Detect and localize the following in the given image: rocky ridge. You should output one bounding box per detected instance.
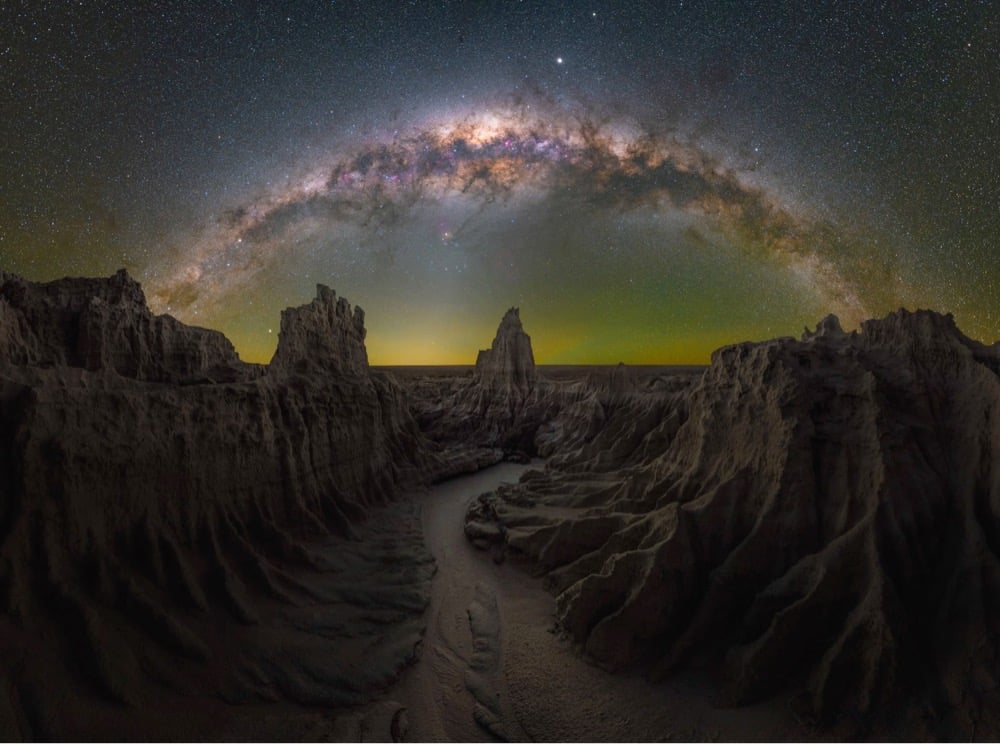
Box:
[5,269,995,738]
[0,271,437,739]
[473,307,537,393]
[408,307,685,461]
[410,307,549,456]
[0,268,252,383]
[465,310,1000,738]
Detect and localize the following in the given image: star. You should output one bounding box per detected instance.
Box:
[1,0,992,364]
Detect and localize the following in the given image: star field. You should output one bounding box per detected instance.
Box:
[1,1,997,363]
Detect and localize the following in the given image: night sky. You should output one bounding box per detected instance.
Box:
[2,1,997,364]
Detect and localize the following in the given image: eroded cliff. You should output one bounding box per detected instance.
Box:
[0,271,434,739]
[413,307,567,458]
[466,310,1000,738]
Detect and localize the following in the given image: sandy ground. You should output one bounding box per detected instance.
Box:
[391,462,535,741]
[382,463,828,743]
[7,462,847,741]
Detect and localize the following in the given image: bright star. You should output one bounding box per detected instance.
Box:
[556,57,563,64]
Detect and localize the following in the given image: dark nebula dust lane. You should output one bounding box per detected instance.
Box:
[146,96,914,364]
[2,1,996,362]
[0,3,997,741]
[150,99,876,320]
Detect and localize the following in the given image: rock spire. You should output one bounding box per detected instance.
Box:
[473,307,536,393]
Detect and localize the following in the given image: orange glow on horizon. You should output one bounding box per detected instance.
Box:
[231,326,725,367]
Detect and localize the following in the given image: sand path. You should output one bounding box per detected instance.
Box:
[385,463,808,743]
[392,462,534,741]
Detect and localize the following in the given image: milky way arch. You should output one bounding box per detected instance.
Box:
[148,100,887,330]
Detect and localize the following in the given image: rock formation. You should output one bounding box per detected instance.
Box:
[270,283,370,377]
[0,268,252,383]
[473,307,536,393]
[534,361,693,465]
[11,270,994,738]
[0,271,436,739]
[409,308,700,472]
[410,307,563,460]
[466,310,1000,738]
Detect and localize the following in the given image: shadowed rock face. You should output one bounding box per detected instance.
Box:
[271,284,370,377]
[473,307,536,394]
[463,307,550,453]
[466,310,1000,737]
[409,306,550,460]
[0,272,435,739]
[6,270,996,738]
[0,269,252,383]
[409,308,698,467]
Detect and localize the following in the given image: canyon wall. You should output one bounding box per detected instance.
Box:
[467,311,1000,737]
[0,271,434,738]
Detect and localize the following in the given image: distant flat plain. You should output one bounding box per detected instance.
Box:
[374,364,708,380]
